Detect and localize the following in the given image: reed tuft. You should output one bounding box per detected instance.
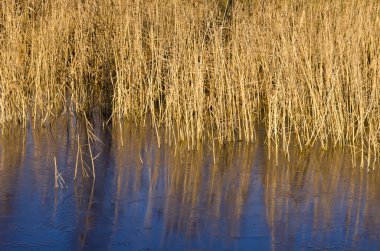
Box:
[1,0,379,167]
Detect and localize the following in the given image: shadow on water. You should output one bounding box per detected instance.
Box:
[0,117,380,250]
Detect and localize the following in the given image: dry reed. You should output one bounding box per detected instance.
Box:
[1,0,380,167]
[54,155,67,188]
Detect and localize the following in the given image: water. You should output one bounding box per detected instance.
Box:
[1,117,380,250]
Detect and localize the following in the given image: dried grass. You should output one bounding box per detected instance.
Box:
[1,0,379,167]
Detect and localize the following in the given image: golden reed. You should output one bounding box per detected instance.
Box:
[1,0,379,167]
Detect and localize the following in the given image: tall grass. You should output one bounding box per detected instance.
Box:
[1,0,380,167]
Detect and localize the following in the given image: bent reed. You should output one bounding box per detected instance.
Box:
[1,0,380,167]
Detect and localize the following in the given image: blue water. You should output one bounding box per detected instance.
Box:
[0,118,380,250]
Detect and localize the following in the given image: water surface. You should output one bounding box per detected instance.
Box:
[1,118,380,250]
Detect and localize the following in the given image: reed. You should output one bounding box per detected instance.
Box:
[54,155,67,188]
[1,0,379,167]
[74,114,101,180]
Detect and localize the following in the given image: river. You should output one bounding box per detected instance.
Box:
[0,117,379,250]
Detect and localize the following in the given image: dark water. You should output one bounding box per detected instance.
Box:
[1,118,380,251]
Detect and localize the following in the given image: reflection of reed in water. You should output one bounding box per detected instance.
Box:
[263,146,380,249]
[165,143,256,239]
[0,117,109,248]
[2,119,380,249]
[0,127,25,172]
[1,124,68,193]
[0,128,26,215]
[113,122,257,241]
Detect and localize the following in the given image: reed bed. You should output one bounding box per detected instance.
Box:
[1,0,380,167]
